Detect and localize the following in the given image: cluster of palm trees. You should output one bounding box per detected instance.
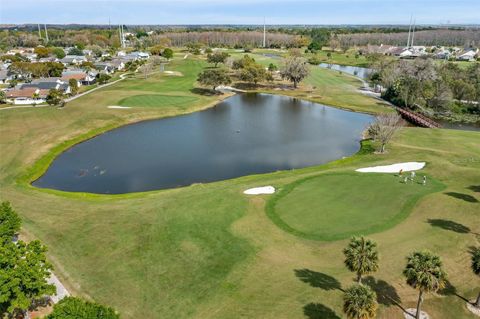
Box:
[341,236,480,319]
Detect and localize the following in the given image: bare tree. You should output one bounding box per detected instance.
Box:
[280,57,310,88]
[366,113,403,153]
[141,62,153,79]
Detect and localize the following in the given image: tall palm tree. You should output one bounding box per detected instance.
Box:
[343,284,378,319]
[343,236,379,284]
[471,247,480,308]
[403,250,447,319]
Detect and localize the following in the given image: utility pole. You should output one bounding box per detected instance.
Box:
[119,25,122,48]
[411,19,416,48]
[44,24,49,43]
[263,17,266,48]
[121,24,125,48]
[406,15,413,48]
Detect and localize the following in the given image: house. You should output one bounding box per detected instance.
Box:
[6,48,34,55]
[126,51,150,60]
[19,78,71,94]
[60,55,88,66]
[38,57,59,63]
[0,69,13,84]
[457,49,479,61]
[434,48,451,60]
[24,53,38,61]
[110,59,125,71]
[94,63,115,74]
[5,87,49,105]
[362,44,398,55]
[61,70,97,85]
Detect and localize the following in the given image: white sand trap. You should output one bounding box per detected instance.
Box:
[356,162,425,173]
[108,105,131,109]
[243,186,275,195]
[163,71,183,76]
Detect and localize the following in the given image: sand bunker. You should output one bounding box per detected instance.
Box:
[244,186,275,195]
[163,71,183,76]
[356,162,425,173]
[107,106,131,109]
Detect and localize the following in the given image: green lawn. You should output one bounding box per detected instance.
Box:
[269,173,444,241]
[119,94,199,108]
[309,49,371,67]
[0,52,479,319]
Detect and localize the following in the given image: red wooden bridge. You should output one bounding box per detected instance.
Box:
[395,107,442,128]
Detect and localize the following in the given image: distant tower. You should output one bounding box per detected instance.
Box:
[406,15,413,47]
[263,17,266,48]
[119,25,123,47]
[44,24,49,43]
[411,19,416,47]
[121,25,125,48]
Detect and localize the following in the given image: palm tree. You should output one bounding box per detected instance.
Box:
[32,92,40,106]
[343,284,378,319]
[343,236,379,284]
[471,247,480,308]
[403,250,447,319]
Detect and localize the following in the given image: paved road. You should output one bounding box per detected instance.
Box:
[64,72,130,102]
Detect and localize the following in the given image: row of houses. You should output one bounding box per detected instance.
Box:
[4,70,97,104]
[361,45,480,61]
[1,48,150,105]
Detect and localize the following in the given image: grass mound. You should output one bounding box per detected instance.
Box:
[119,94,199,108]
[267,172,444,241]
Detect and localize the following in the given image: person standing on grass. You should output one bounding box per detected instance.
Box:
[399,169,403,176]
[404,176,409,184]
[411,171,416,181]
[423,176,427,186]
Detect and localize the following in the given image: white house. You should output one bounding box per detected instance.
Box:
[60,55,88,66]
[128,51,150,60]
[20,78,71,94]
[6,87,49,105]
[457,49,479,61]
[61,70,97,85]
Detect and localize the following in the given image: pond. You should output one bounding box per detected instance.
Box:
[318,63,372,79]
[33,93,373,194]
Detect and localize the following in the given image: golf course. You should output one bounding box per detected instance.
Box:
[0,51,479,319]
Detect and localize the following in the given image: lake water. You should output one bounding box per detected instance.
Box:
[318,63,372,79]
[33,93,373,194]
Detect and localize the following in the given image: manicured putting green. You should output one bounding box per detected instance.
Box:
[119,94,199,108]
[267,172,444,241]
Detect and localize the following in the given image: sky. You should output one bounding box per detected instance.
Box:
[0,0,479,25]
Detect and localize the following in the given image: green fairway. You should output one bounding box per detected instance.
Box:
[269,173,444,241]
[119,94,199,108]
[308,49,371,67]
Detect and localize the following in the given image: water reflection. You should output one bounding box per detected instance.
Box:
[33,93,373,194]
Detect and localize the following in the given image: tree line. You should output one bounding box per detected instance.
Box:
[338,29,480,47]
[369,56,480,120]
[150,31,304,49]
